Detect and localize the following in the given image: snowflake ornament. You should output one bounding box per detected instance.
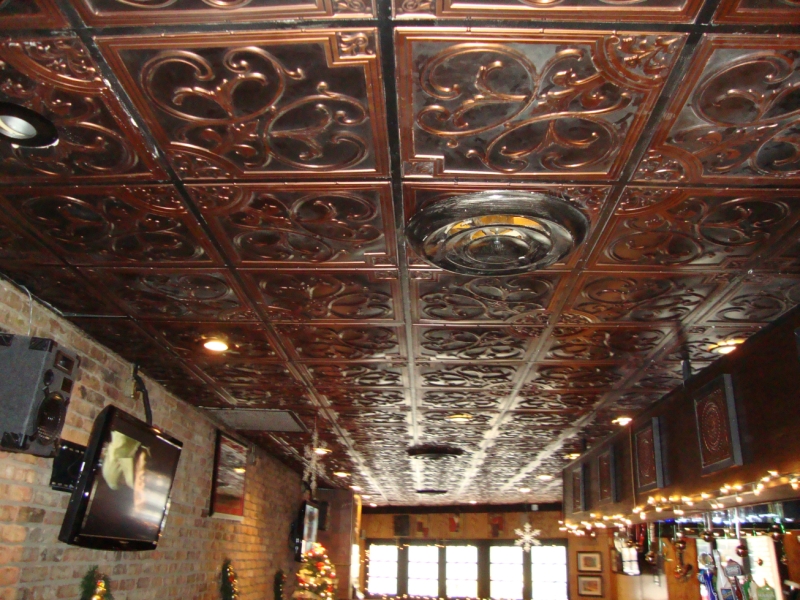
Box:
[514,522,542,551]
[302,426,326,497]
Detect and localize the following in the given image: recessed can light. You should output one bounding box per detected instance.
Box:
[334,471,350,478]
[203,339,228,352]
[538,474,554,481]
[233,467,246,474]
[313,446,332,456]
[566,453,581,460]
[446,413,473,424]
[0,102,58,148]
[708,339,745,355]
[612,417,633,426]
[519,487,531,493]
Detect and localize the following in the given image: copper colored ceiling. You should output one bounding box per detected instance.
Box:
[1,0,799,506]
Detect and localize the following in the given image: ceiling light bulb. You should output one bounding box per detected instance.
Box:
[351,485,362,491]
[314,447,332,456]
[334,471,350,478]
[369,503,377,507]
[469,501,477,505]
[566,453,581,460]
[538,474,554,481]
[204,339,229,352]
[708,339,745,355]
[233,467,246,474]
[612,416,633,426]
[361,495,371,499]
[446,413,473,423]
[519,487,531,493]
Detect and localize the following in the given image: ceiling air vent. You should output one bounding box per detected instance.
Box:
[406,191,589,276]
[204,409,307,432]
[416,489,448,495]
[407,444,465,461]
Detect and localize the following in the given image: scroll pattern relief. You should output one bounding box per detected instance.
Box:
[400,31,686,178]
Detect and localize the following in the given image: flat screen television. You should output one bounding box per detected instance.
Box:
[58,405,183,551]
[293,501,320,560]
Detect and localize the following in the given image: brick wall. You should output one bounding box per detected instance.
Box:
[0,278,303,600]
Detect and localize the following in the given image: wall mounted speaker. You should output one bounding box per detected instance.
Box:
[0,334,79,457]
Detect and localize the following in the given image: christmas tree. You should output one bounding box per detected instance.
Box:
[293,543,337,600]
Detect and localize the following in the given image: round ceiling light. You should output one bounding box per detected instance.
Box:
[406,191,589,276]
[0,102,58,147]
[203,338,229,352]
[708,339,745,355]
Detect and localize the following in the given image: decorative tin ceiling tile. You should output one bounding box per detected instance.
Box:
[661,325,759,363]
[567,273,719,323]
[714,0,800,23]
[98,30,388,179]
[419,389,507,410]
[413,271,562,325]
[186,183,395,268]
[514,391,601,411]
[705,274,800,324]
[240,270,399,323]
[397,29,686,180]
[79,268,257,321]
[504,410,585,429]
[0,37,164,182]
[418,363,520,389]
[0,185,222,267]
[542,326,669,363]
[591,187,800,271]
[636,35,800,184]
[306,362,407,388]
[72,0,375,26]
[0,213,61,265]
[277,324,404,361]
[394,0,703,21]
[203,362,301,388]
[526,363,627,391]
[0,0,68,28]
[323,389,407,409]
[415,326,537,361]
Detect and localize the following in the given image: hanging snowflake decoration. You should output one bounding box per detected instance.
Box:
[302,424,327,497]
[514,522,542,552]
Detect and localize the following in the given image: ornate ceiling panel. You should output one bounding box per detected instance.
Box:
[393,0,704,21]
[98,30,388,179]
[397,29,686,180]
[73,0,375,26]
[0,3,798,505]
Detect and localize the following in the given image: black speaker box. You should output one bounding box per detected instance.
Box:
[0,334,80,457]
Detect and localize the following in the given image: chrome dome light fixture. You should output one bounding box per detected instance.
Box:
[406,191,589,276]
[0,102,58,148]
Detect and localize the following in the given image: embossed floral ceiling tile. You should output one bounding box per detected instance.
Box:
[704,274,800,325]
[72,0,374,26]
[412,270,564,325]
[0,0,68,28]
[0,37,165,182]
[240,270,400,323]
[636,35,800,184]
[417,362,521,389]
[276,324,405,362]
[78,268,258,321]
[415,325,538,361]
[0,212,62,266]
[186,183,396,268]
[0,185,224,267]
[304,362,408,389]
[396,29,686,180]
[541,326,671,363]
[393,0,703,21]
[660,325,760,364]
[98,30,388,179]
[589,187,800,271]
[525,363,629,391]
[714,0,800,23]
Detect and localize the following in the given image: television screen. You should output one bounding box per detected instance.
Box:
[58,405,182,551]
[294,501,320,560]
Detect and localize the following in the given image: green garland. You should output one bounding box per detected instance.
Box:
[80,566,113,600]
[221,560,239,600]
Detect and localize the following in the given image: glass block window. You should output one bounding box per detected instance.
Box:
[368,544,398,596]
[530,545,567,600]
[446,545,478,598]
[408,545,439,597]
[489,546,524,600]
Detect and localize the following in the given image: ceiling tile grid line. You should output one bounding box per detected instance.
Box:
[0,0,799,505]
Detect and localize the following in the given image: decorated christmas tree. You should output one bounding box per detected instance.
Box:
[293,543,337,600]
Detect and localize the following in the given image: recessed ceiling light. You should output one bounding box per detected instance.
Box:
[334,471,350,478]
[0,102,58,148]
[566,453,581,460]
[369,503,377,507]
[446,413,473,424]
[351,485,362,491]
[203,339,229,352]
[708,339,745,355]
[469,500,477,505]
[313,446,332,456]
[233,467,246,474]
[612,416,633,426]
[519,487,531,493]
[538,474,554,481]
[362,495,371,500]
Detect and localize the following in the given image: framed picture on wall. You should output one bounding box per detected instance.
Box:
[577,575,603,596]
[634,417,665,493]
[693,374,744,475]
[597,446,617,504]
[210,431,247,521]
[577,552,603,572]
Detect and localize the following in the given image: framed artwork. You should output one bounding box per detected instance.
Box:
[694,374,743,475]
[634,417,665,493]
[577,575,603,596]
[393,514,410,537]
[578,551,603,572]
[210,431,247,521]
[598,446,617,504]
[571,464,586,513]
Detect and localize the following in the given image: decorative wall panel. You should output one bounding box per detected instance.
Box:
[393,0,703,22]
[99,30,388,179]
[0,37,164,182]
[0,186,222,267]
[187,183,395,268]
[72,0,375,26]
[397,29,686,180]
[636,35,800,184]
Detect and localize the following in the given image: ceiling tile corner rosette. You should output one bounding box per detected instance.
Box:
[713,0,800,24]
[393,0,703,22]
[186,182,396,268]
[72,0,375,26]
[636,34,800,185]
[97,30,388,179]
[396,28,686,180]
[0,37,165,182]
[0,0,68,28]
